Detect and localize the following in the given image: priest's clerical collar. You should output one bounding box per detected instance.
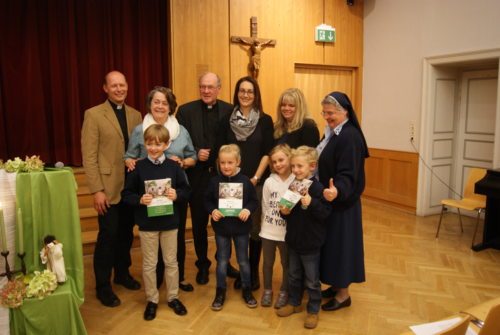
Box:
[108,99,124,110]
[204,101,217,110]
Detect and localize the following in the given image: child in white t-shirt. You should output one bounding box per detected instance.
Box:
[259,144,294,308]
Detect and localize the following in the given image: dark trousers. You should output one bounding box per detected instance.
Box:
[157,200,188,282]
[187,167,213,270]
[288,247,321,314]
[94,201,134,293]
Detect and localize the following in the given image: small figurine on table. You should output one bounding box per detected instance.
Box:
[40,235,67,283]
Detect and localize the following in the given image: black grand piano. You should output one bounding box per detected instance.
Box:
[473,168,500,251]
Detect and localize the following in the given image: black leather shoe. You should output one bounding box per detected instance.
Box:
[321,296,351,311]
[97,290,121,308]
[233,276,242,290]
[114,274,141,290]
[179,282,194,292]
[196,268,209,285]
[321,287,338,299]
[143,302,158,321]
[167,298,187,316]
[227,263,240,279]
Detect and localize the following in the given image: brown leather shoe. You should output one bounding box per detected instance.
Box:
[304,313,319,329]
[276,304,303,317]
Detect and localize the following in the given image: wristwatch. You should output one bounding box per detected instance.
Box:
[252,175,260,182]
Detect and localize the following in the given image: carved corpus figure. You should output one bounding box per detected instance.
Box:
[230,17,276,79]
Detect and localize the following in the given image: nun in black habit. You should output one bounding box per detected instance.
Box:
[316,91,369,311]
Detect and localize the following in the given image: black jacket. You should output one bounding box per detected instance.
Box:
[176,99,233,169]
[283,178,331,253]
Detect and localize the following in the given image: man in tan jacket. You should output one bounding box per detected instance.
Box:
[81,71,142,307]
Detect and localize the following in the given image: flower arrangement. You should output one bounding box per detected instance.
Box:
[1,155,44,173]
[26,270,58,299]
[0,278,27,308]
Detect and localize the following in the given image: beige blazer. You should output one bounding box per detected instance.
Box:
[81,100,142,204]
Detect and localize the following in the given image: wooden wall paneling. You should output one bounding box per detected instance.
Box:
[294,64,355,136]
[324,0,364,68]
[229,0,326,117]
[364,155,386,197]
[170,0,231,104]
[364,148,419,210]
[288,0,324,65]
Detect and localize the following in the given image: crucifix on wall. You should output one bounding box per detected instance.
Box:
[230,17,277,79]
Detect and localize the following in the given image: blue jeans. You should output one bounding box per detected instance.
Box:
[215,234,251,289]
[287,247,321,314]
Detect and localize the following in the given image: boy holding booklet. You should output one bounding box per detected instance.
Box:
[276,146,331,329]
[122,124,190,321]
[205,144,259,310]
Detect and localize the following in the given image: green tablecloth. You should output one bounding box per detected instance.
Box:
[10,168,86,335]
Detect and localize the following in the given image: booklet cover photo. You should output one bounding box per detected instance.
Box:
[144,178,173,217]
[218,182,243,216]
[279,178,313,209]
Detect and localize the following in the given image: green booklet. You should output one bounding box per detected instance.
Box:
[218,182,243,216]
[279,178,313,209]
[145,178,173,217]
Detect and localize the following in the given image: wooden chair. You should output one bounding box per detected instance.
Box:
[435,168,487,247]
[478,303,500,335]
[435,316,471,335]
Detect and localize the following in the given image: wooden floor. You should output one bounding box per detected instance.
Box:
[80,199,500,335]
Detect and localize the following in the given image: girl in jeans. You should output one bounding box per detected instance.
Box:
[205,144,259,310]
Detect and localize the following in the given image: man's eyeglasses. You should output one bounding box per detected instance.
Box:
[199,85,218,91]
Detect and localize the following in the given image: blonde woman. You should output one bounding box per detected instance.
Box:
[274,88,319,148]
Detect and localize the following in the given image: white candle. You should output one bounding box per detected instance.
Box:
[0,202,7,252]
[17,207,24,254]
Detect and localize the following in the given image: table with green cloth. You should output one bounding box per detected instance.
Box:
[10,168,86,335]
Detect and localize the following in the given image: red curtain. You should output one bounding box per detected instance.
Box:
[0,0,170,166]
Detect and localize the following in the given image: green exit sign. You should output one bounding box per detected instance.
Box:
[315,24,335,43]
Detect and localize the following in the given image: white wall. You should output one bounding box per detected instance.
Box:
[362,0,500,151]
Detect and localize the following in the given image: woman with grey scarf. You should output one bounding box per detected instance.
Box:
[217,76,274,292]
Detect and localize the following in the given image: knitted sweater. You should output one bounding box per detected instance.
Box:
[121,158,191,231]
[205,171,258,236]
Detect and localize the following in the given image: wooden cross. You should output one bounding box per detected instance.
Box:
[230,17,277,79]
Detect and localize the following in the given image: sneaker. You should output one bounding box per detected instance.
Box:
[274,291,288,309]
[276,304,303,317]
[242,288,257,308]
[304,313,318,329]
[261,289,272,307]
[211,287,226,311]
